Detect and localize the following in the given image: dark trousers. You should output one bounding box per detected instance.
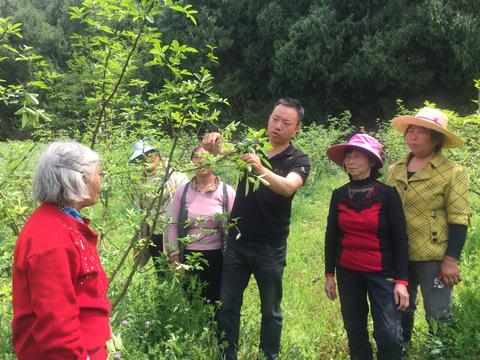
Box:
[337,266,403,360]
[402,261,452,342]
[148,233,164,276]
[217,239,286,360]
[184,249,223,304]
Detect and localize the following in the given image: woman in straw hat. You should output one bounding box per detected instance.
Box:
[387,107,470,344]
[324,134,409,360]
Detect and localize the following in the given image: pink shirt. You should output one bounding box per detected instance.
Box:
[167,181,235,254]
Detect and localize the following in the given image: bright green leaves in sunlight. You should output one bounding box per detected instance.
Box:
[169,4,199,25]
[14,94,51,128]
[0,17,23,40]
[0,17,52,131]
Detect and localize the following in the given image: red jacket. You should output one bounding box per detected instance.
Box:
[12,203,111,360]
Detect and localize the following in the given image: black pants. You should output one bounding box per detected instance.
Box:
[217,238,286,360]
[148,233,164,276]
[184,249,223,304]
[337,266,403,360]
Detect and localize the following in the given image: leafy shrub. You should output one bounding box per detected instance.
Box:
[112,257,221,360]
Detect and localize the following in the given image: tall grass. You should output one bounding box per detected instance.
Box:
[0,117,479,359]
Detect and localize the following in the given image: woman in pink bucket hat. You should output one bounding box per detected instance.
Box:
[324,133,409,360]
[387,108,470,347]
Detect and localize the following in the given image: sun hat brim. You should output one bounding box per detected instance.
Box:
[392,116,464,148]
[129,148,156,162]
[326,143,384,168]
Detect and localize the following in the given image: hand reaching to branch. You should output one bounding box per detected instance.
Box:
[240,153,264,174]
[202,132,223,154]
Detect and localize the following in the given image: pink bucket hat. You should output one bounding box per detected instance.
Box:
[391,107,464,148]
[326,134,384,167]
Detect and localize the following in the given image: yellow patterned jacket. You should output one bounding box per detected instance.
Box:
[387,153,469,261]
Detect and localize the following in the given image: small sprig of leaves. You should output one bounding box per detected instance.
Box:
[229,127,272,195]
[179,122,272,194]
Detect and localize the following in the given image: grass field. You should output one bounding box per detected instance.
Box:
[235,176,480,360]
[1,140,479,359]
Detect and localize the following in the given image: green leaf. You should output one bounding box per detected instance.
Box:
[26,92,39,105]
[25,107,37,115]
[27,81,49,90]
[106,338,115,354]
[257,174,270,186]
[21,112,28,128]
[99,25,114,34]
[68,6,86,18]
[244,176,250,196]
[170,5,186,13]
[144,60,159,67]
[187,15,197,26]
[2,44,19,55]
[37,110,51,122]
[114,333,124,350]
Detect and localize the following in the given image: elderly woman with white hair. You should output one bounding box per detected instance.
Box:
[12,141,111,360]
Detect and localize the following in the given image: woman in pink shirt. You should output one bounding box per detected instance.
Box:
[167,145,235,303]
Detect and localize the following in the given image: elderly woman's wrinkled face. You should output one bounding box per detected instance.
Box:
[405,125,440,157]
[344,149,374,180]
[84,164,101,206]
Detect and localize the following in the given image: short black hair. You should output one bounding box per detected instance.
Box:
[344,147,382,179]
[273,97,304,124]
[430,130,444,152]
[190,144,205,160]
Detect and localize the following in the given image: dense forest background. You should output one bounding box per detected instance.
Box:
[1,0,480,139]
[1,1,479,358]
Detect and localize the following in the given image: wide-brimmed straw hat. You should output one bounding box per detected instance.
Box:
[326,133,384,167]
[391,107,464,148]
[129,140,156,162]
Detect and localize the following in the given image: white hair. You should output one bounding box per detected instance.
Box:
[33,141,99,204]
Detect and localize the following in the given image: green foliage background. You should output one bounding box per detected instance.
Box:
[0,1,479,359]
[2,0,480,138]
[1,118,479,359]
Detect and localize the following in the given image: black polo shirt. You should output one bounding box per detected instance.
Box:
[229,144,310,244]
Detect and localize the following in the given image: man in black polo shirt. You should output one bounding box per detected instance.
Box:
[203,98,310,360]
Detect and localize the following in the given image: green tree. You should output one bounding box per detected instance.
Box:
[154,0,480,126]
[0,1,270,357]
